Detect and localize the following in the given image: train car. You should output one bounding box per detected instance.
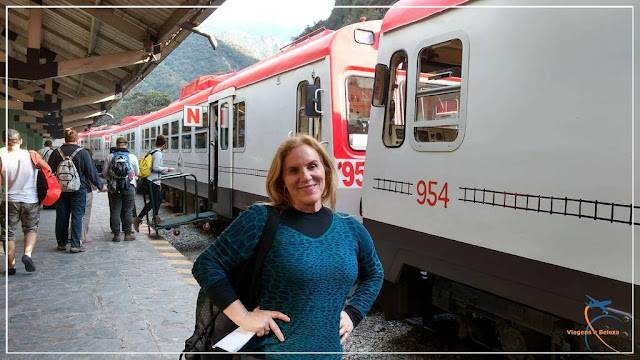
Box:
[205,20,380,219]
[82,20,381,220]
[108,74,234,204]
[79,124,120,172]
[362,0,637,354]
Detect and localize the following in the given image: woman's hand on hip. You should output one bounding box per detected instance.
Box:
[240,306,290,342]
[340,310,354,344]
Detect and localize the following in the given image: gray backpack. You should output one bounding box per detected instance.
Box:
[56,147,83,192]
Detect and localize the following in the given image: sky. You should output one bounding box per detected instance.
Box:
[202,0,336,43]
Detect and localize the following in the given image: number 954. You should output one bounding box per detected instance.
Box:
[416,180,449,208]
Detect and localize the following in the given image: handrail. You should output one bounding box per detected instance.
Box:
[149,173,200,224]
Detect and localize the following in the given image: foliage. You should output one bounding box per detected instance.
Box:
[295,0,397,39]
[94,92,171,126]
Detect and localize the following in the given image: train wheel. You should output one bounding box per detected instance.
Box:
[172,228,181,236]
[202,222,211,231]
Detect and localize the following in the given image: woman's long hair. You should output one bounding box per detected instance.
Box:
[265,134,337,212]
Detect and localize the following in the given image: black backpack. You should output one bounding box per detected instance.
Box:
[181,206,280,360]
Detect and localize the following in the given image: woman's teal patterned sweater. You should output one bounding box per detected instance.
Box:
[192,204,384,359]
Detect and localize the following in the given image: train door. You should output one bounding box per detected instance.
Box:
[216,97,234,218]
[208,102,219,204]
[297,77,323,141]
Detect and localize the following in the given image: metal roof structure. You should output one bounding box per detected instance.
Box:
[1,0,224,138]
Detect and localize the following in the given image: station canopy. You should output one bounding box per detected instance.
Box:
[1,0,224,138]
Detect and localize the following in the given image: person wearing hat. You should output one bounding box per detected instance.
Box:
[0,129,51,275]
[103,136,139,242]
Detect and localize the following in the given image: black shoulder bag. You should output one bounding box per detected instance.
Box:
[181,206,280,360]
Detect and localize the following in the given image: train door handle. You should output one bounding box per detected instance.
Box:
[320,141,329,148]
[288,130,294,137]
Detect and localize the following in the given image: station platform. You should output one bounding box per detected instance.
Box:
[0,191,200,359]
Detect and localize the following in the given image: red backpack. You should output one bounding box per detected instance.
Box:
[29,151,61,206]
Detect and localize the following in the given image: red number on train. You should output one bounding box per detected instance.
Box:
[426,181,438,206]
[355,162,364,187]
[438,182,449,208]
[342,162,354,187]
[416,180,449,208]
[341,161,365,187]
[416,180,427,204]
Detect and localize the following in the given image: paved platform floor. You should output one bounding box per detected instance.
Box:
[1,191,200,359]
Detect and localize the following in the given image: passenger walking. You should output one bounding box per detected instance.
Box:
[132,134,173,231]
[36,139,54,163]
[70,148,96,244]
[192,134,384,358]
[0,129,51,274]
[48,129,106,253]
[103,137,139,242]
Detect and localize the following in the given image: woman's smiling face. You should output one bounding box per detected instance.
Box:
[282,144,326,213]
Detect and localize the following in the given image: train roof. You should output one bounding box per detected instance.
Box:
[381,0,470,34]
[179,72,234,100]
[207,20,381,96]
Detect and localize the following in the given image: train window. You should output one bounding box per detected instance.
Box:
[182,122,192,151]
[220,103,229,150]
[130,132,136,152]
[150,127,156,139]
[171,121,179,151]
[383,51,408,147]
[195,112,208,151]
[233,102,245,150]
[144,128,150,150]
[162,123,169,137]
[297,81,309,135]
[414,38,463,146]
[296,79,322,141]
[202,111,209,128]
[346,76,374,151]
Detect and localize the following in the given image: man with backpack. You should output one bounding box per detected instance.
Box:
[0,129,51,275]
[103,137,139,242]
[37,139,54,163]
[132,134,174,232]
[48,128,106,253]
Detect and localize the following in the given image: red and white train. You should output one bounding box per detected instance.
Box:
[80,19,380,220]
[79,0,638,354]
[362,0,637,354]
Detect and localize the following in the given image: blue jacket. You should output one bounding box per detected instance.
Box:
[48,144,103,193]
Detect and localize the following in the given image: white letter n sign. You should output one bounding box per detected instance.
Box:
[183,105,203,127]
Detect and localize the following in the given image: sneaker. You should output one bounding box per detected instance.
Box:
[21,255,35,272]
[132,217,141,232]
[153,215,163,224]
[112,234,121,242]
[8,268,16,276]
[82,239,93,244]
[56,244,67,251]
[124,233,135,241]
[69,246,86,253]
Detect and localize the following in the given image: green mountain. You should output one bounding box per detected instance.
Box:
[296,0,397,39]
[96,33,280,126]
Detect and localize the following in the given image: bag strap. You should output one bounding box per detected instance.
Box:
[69,147,83,160]
[28,151,41,169]
[57,147,65,159]
[245,206,280,308]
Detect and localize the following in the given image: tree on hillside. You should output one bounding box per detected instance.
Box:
[93,91,171,126]
[296,0,398,39]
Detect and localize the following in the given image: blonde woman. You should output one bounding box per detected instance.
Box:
[193,134,383,359]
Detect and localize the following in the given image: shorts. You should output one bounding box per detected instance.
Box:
[0,202,40,241]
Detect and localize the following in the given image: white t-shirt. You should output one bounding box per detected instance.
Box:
[0,149,38,204]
